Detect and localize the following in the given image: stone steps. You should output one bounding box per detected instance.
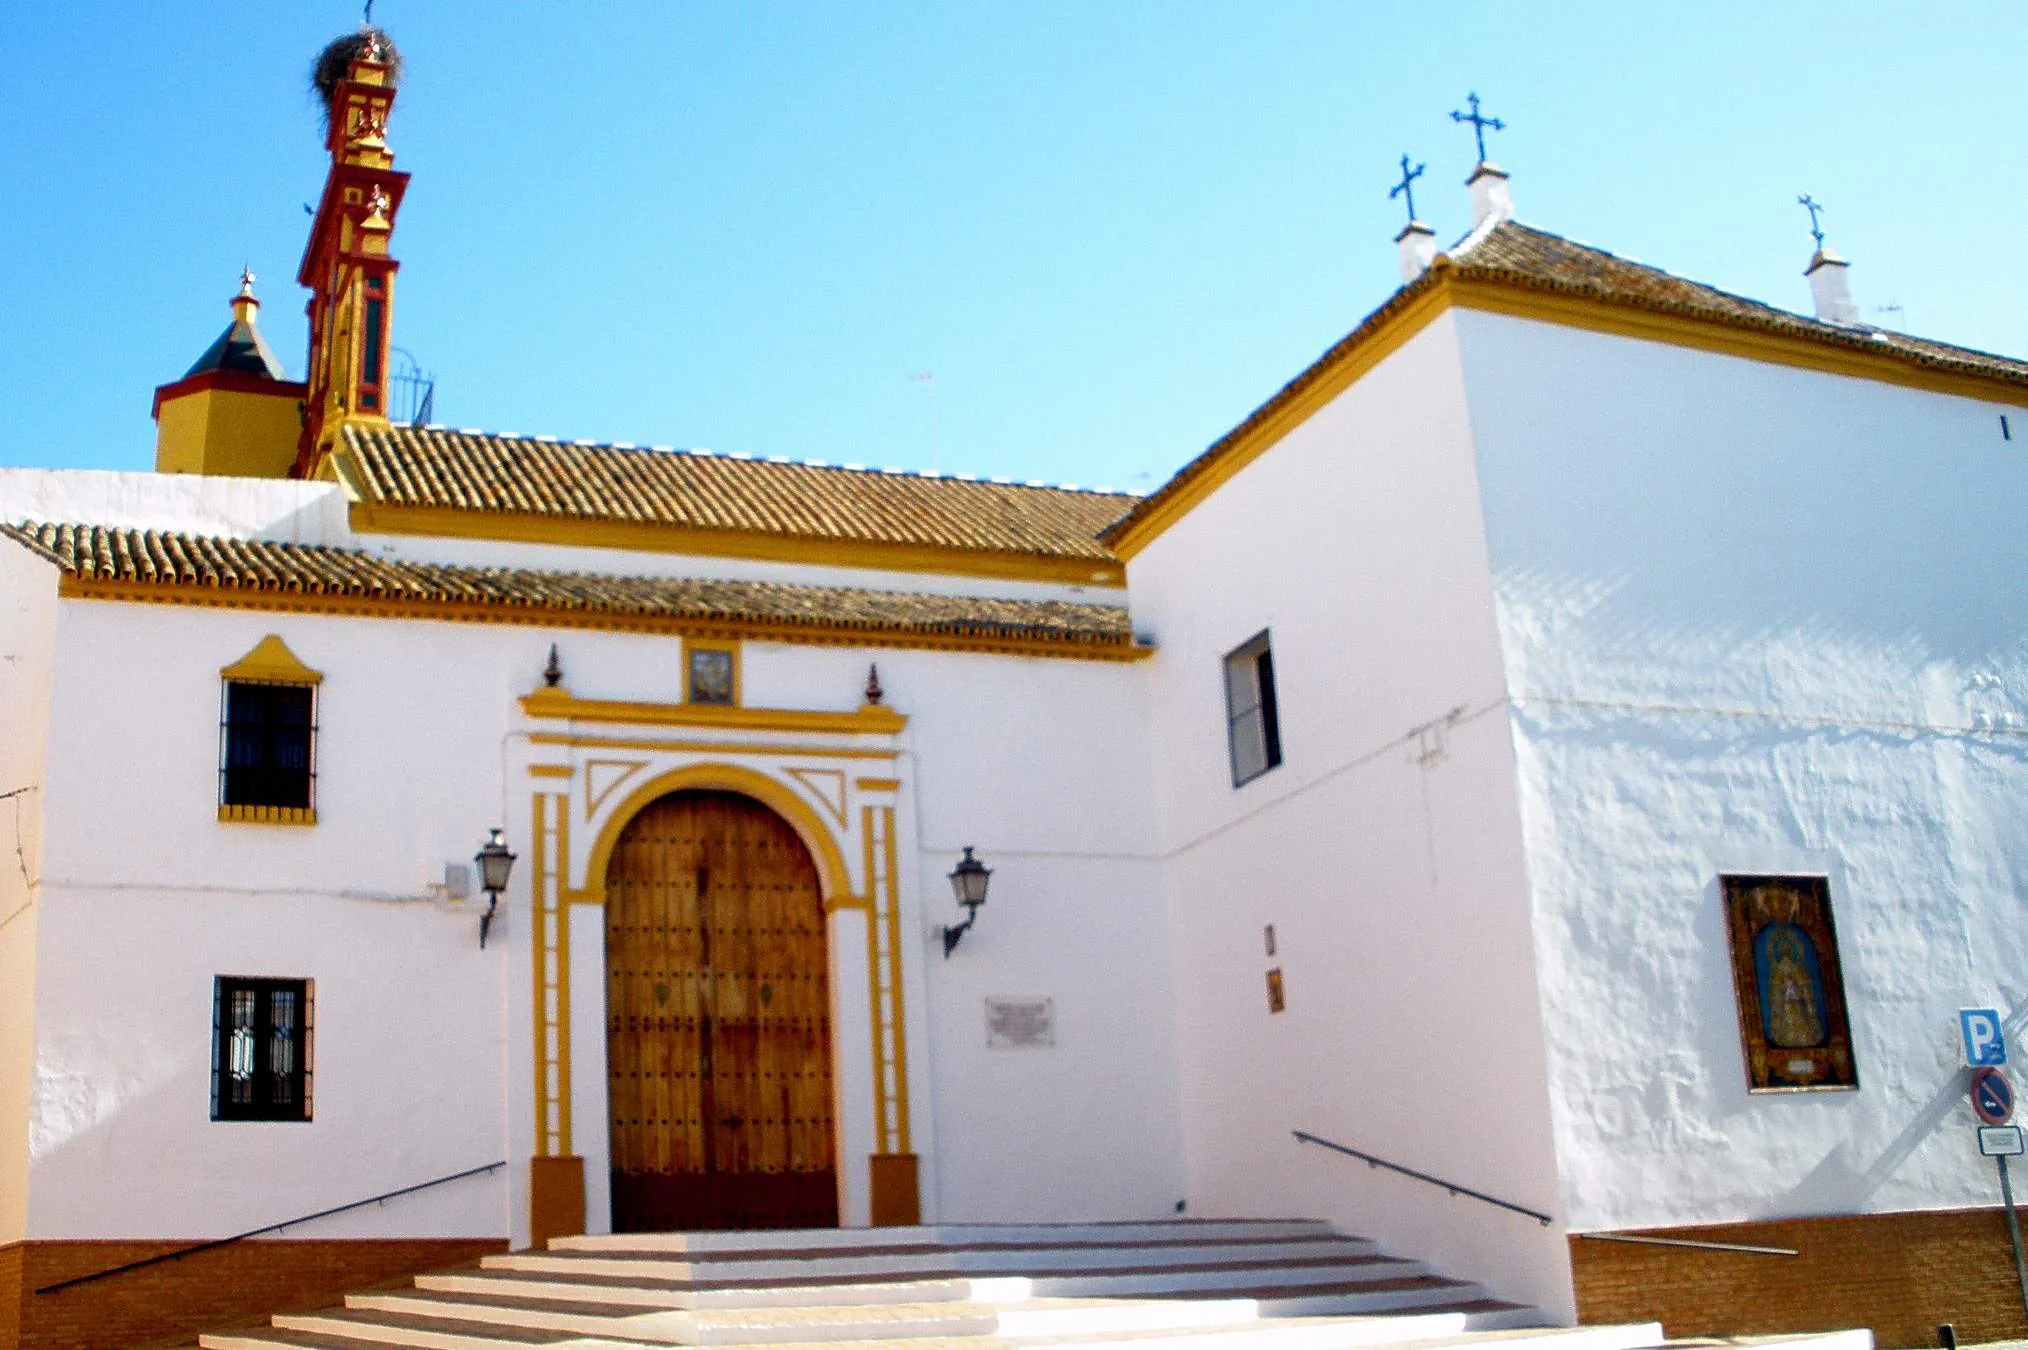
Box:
[416,1254,1433,1309]
[196,1221,1654,1350]
[478,1236,1382,1286]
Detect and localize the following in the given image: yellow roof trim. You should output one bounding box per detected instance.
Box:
[1444,274,2028,409]
[520,686,907,736]
[1110,264,2028,562]
[347,500,1127,587]
[219,633,323,686]
[1106,282,1451,561]
[57,575,1153,662]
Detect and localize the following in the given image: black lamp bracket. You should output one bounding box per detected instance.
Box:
[942,900,982,958]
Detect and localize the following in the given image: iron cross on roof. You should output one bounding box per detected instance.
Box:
[1450,92,1505,164]
[1798,194,1827,249]
[1389,154,1426,226]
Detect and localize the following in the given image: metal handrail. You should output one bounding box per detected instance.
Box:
[1293,1130,1552,1226]
[1577,1231,1797,1257]
[35,1159,505,1295]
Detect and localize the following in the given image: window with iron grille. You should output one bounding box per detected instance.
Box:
[211,977,313,1122]
[220,681,316,819]
[1224,630,1283,787]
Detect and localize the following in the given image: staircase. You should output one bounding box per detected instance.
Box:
[197,1220,1660,1350]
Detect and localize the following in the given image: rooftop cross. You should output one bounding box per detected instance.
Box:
[1798,194,1827,250]
[1389,154,1427,226]
[238,266,256,297]
[1450,92,1506,165]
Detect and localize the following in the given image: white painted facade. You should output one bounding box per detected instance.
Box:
[2,213,2024,1334]
[1128,313,1573,1318]
[0,503,1187,1247]
[1455,310,2028,1232]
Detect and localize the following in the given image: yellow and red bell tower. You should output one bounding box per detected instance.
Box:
[292,27,409,478]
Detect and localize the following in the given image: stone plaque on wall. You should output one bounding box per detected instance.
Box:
[985,996,1055,1049]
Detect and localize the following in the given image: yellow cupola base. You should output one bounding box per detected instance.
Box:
[153,270,307,478]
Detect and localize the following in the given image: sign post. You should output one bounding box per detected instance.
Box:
[1970,1062,2028,1320]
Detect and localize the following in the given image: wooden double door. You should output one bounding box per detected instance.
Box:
[605,790,838,1230]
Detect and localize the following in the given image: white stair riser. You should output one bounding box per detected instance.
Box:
[483,1237,1378,1282]
[273,1310,567,1350]
[1253,1284,1498,1318]
[551,1220,1338,1254]
[1078,1313,1662,1345]
[348,1292,699,1338]
[341,1294,1275,1345]
[411,1271,975,1308]
[1014,1260,1427,1298]
[412,1255,1427,1311]
[1065,1311,1495,1350]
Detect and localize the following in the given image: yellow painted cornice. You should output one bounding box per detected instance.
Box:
[1106,282,1451,561]
[345,499,1127,588]
[54,576,1151,662]
[1442,274,2028,408]
[519,686,906,736]
[1108,264,2028,562]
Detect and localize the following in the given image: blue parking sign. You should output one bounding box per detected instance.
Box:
[1962,1008,2008,1066]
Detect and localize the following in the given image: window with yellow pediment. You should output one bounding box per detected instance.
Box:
[218,635,321,825]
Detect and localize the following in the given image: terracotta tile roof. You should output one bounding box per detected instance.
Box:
[1455,222,2028,382]
[1105,220,2028,552]
[2,521,1142,656]
[336,424,1134,563]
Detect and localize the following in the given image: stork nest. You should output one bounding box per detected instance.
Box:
[311,28,403,121]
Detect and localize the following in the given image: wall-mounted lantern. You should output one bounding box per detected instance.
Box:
[942,847,992,958]
[475,827,516,949]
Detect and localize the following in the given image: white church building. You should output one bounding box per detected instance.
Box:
[2,28,2025,1350]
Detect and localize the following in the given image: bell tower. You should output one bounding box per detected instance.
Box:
[292,27,409,478]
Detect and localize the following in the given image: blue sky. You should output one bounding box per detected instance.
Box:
[4,4,2024,493]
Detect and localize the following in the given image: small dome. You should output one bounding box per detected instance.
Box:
[183,275,287,381]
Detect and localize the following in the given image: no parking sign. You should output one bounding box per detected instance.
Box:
[1974,1067,2016,1126]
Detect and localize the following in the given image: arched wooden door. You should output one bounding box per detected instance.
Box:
[605,789,838,1230]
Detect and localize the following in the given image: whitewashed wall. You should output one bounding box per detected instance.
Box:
[17,574,1180,1238]
[1456,309,2028,1232]
[1128,312,1574,1319]
[0,541,58,1244]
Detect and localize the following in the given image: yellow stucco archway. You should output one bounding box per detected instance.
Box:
[573,761,858,911]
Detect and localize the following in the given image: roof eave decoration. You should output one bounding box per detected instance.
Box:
[1104,228,2028,562]
[4,521,1151,663]
[327,426,1136,587]
[343,495,1129,587]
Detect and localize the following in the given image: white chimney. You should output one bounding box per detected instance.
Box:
[1467,162,1513,227]
[1806,248,1862,326]
[1397,221,1437,282]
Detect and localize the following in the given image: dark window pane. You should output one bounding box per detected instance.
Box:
[223,682,315,809]
[1224,632,1281,787]
[362,297,385,385]
[213,977,312,1122]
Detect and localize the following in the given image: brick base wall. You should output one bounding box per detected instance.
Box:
[0,1237,505,1350]
[1573,1208,2028,1349]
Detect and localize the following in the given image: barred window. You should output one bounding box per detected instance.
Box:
[212,977,313,1121]
[1224,631,1283,787]
[221,681,316,816]
[217,636,321,826]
